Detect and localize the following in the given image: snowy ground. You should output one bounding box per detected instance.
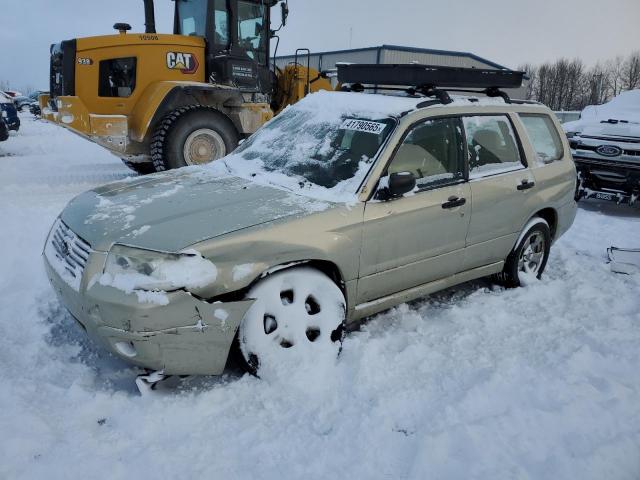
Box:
[1,114,640,479]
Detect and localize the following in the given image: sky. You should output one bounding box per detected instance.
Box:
[1,0,639,92]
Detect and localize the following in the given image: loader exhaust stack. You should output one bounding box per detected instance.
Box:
[143,0,156,34]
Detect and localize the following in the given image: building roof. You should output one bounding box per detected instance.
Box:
[276,44,511,71]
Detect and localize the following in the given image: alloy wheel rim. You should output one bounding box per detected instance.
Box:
[518,231,546,275]
[183,129,226,165]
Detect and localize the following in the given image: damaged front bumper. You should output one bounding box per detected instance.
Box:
[44,254,254,376]
[573,155,640,206]
[40,94,131,155]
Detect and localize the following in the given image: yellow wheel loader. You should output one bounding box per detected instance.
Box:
[41,0,333,174]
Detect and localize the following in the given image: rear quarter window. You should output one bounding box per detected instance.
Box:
[519,114,564,163]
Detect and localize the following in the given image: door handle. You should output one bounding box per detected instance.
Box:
[517,180,536,191]
[442,196,467,209]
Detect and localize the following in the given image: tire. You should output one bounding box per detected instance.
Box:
[497,218,551,288]
[237,267,346,376]
[150,106,239,172]
[122,160,157,175]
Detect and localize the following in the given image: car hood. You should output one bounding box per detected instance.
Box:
[61,169,332,252]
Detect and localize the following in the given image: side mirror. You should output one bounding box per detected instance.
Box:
[280,1,289,27]
[377,171,416,200]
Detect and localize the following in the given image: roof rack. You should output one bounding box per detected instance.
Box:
[337,63,525,105]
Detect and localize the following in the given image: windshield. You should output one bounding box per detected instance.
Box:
[215,101,395,201]
[177,0,208,37]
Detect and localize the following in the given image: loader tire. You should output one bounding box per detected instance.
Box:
[150,106,239,172]
[122,160,157,175]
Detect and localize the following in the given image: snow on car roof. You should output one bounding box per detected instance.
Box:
[292,90,524,120]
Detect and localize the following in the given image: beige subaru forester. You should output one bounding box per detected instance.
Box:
[44,90,577,379]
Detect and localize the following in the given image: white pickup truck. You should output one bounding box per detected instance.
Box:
[564,90,640,205]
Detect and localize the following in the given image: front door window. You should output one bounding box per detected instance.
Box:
[388,117,465,189]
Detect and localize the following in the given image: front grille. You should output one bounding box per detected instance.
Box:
[45,218,92,291]
[573,143,640,158]
[579,134,640,144]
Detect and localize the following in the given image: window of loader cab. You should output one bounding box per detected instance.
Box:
[387,117,465,190]
[177,0,208,37]
[213,0,230,47]
[98,58,136,98]
[519,114,564,162]
[463,115,524,179]
[237,1,266,64]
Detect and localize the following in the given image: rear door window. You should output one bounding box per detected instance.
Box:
[519,114,564,162]
[463,115,524,179]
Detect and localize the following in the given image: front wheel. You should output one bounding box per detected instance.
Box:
[498,218,551,288]
[238,267,346,376]
[150,106,239,172]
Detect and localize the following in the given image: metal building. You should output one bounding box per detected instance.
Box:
[276,44,527,99]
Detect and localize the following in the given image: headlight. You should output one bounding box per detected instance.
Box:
[102,245,217,292]
[565,131,578,139]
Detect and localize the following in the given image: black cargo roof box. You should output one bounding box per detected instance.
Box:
[337,63,524,90]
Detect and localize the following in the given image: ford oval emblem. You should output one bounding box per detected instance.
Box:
[596,145,622,157]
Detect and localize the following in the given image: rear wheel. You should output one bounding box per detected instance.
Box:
[150,106,239,172]
[498,218,551,287]
[238,267,346,376]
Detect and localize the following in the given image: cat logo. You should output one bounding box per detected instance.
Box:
[166,52,199,74]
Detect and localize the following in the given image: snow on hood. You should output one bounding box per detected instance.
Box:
[60,169,331,252]
[564,89,640,137]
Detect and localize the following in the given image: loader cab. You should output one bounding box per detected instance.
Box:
[174,0,274,95]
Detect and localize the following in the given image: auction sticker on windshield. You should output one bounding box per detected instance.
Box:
[340,119,387,134]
